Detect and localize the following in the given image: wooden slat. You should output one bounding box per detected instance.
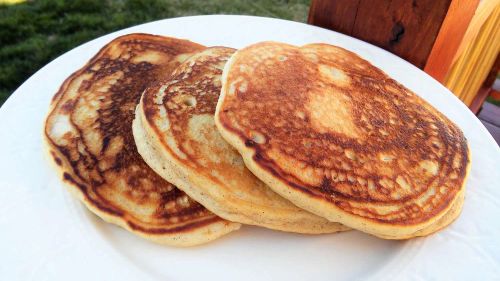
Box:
[423,0,479,82]
[308,0,453,68]
[308,0,361,34]
[443,4,500,107]
[452,0,500,64]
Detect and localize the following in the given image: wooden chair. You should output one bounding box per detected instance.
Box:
[308,0,500,113]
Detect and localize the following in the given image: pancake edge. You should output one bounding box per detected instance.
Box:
[43,128,240,246]
[43,33,241,247]
[134,96,349,234]
[214,49,472,239]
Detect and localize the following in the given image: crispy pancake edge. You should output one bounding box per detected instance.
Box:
[43,34,240,246]
[215,42,472,239]
[134,54,350,234]
[43,139,240,245]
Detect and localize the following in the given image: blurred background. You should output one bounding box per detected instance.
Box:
[0,0,498,143]
[0,0,310,106]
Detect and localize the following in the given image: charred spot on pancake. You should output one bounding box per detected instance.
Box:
[100,136,111,154]
[62,172,73,183]
[60,99,76,113]
[245,139,256,147]
[54,156,62,166]
[50,151,63,166]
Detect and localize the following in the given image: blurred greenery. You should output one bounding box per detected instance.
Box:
[0,0,310,106]
[486,96,500,106]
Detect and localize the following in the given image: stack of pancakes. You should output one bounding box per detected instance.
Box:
[44,34,470,246]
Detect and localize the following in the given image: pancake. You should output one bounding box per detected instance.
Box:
[44,34,240,247]
[134,47,349,234]
[215,42,471,239]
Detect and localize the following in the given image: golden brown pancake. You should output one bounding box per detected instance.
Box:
[215,41,471,239]
[44,34,240,247]
[134,47,349,234]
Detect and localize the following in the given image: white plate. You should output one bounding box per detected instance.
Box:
[1,15,499,281]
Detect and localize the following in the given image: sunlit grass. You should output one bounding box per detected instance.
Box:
[0,0,26,5]
[0,0,310,106]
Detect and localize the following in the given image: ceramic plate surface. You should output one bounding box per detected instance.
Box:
[1,15,499,281]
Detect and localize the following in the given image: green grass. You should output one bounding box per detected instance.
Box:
[0,0,310,106]
[486,96,500,106]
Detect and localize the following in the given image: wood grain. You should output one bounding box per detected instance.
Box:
[444,4,500,107]
[452,0,500,64]
[308,0,360,34]
[308,0,453,68]
[424,0,480,82]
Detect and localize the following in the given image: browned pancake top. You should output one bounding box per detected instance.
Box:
[45,34,225,234]
[139,47,349,234]
[217,42,470,225]
[143,47,236,171]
